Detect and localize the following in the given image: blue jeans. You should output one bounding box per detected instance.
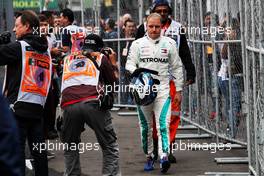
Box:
[231,75,242,116]
[218,75,242,137]
[217,77,229,120]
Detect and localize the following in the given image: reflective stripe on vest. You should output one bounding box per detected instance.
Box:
[2,66,7,94]
[17,41,52,106]
[61,52,103,92]
[171,111,181,116]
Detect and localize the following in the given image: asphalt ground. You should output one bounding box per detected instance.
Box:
[40,110,248,176]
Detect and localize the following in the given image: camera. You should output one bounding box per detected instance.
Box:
[100,47,113,57]
[0,31,11,45]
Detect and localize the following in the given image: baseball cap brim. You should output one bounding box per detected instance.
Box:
[82,45,97,52]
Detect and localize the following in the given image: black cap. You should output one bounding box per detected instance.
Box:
[82,33,104,52]
[151,0,172,14]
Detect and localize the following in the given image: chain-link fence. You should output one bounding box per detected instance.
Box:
[174,0,247,146]
[243,0,264,175]
[169,0,263,174]
[174,0,263,175]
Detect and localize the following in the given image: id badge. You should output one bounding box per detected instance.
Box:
[122,48,128,56]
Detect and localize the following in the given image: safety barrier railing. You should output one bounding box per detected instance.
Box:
[243,0,264,174]
[175,0,264,175]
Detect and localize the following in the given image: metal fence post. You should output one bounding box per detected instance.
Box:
[117,0,121,105]
[250,0,260,174]
[239,0,251,174]
[198,0,205,135]
[138,0,143,25]
[80,0,84,27]
[226,0,235,139]
[257,0,264,174]
[211,0,219,145]
[174,0,177,20]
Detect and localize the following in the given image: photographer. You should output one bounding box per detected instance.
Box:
[0,10,51,176]
[59,34,120,175]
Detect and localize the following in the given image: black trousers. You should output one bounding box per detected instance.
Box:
[16,116,48,176]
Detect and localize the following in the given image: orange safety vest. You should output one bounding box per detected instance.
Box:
[61,51,103,92]
[16,41,52,106]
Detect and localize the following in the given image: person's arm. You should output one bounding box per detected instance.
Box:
[169,39,184,92]
[125,40,139,74]
[107,48,119,79]
[100,55,117,87]
[61,29,71,53]
[179,31,196,85]
[221,43,228,59]
[50,47,62,58]
[0,42,21,66]
[135,24,145,40]
[170,39,184,104]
